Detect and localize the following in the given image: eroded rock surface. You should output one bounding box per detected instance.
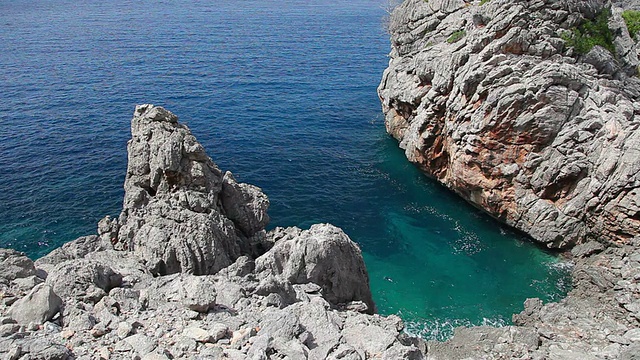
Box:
[379,0,640,248]
[0,105,418,360]
[256,224,376,313]
[111,104,261,275]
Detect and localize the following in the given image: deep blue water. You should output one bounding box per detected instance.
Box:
[0,0,570,340]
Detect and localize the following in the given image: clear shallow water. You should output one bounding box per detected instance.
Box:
[0,0,570,340]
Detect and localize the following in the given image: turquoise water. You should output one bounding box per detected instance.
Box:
[0,0,570,340]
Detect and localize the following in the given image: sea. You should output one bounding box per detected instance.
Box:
[0,0,571,340]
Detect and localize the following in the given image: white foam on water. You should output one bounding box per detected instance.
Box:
[403,316,508,341]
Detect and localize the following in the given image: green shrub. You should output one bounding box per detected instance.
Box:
[561,8,615,55]
[622,10,640,40]
[447,30,466,44]
[479,0,490,5]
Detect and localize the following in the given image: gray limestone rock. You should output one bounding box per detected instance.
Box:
[379,0,640,249]
[571,241,606,258]
[221,171,270,238]
[342,313,404,359]
[113,104,271,275]
[428,325,540,360]
[620,343,640,360]
[0,323,20,337]
[124,333,157,356]
[45,259,122,303]
[35,235,111,277]
[291,300,342,359]
[8,283,62,325]
[255,224,375,313]
[139,273,217,312]
[182,327,212,343]
[0,249,36,283]
[12,275,44,292]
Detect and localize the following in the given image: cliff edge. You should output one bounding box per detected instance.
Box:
[379,0,640,248]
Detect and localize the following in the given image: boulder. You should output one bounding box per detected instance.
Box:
[35,235,111,276]
[45,259,122,303]
[22,338,71,360]
[182,327,212,343]
[139,273,217,312]
[8,283,62,325]
[0,249,36,283]
[256,224,375,313]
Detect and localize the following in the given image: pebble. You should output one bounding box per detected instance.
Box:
[90,323,107,337]
[0,323,20,337]
[116,321,133,339]
[98,346,110,360]
[60,329,75,339]
[231,327,256,347]
[210,323,229,342]
[607,334,630,345]
[182,327,212,343]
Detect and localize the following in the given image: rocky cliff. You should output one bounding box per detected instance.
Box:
[379,0,640,248]
[0,106,423,360]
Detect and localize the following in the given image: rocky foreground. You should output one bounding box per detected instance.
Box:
[378,0,640,249]
[0,105,422,360]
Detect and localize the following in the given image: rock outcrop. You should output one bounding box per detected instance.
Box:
[0,105,420,360]
[110,104,269,275]
[379,0,640,248]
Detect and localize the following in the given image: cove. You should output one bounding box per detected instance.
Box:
[0,0,570,340]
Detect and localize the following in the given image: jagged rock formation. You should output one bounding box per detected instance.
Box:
[379,0,640,248]
[0,105,421,360]
[108,104,271,275]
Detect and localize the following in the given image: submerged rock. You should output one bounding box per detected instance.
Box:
[379,0,640,248]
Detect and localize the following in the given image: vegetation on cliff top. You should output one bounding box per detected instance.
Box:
[561,8,615,55]
[447,30,466,44]
[622,10,640,40]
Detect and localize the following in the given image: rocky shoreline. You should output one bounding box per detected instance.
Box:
[375,0,640,358]
[1,105,638,360]
[378,0,640,249]
[0,105,423,360]
[3,0,640,357]
[426,237,640,359]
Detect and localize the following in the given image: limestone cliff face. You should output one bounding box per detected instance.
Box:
[379,0,640,248]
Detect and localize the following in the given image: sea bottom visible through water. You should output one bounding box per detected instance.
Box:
[0,0,572,342]
[357,138,572,340]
